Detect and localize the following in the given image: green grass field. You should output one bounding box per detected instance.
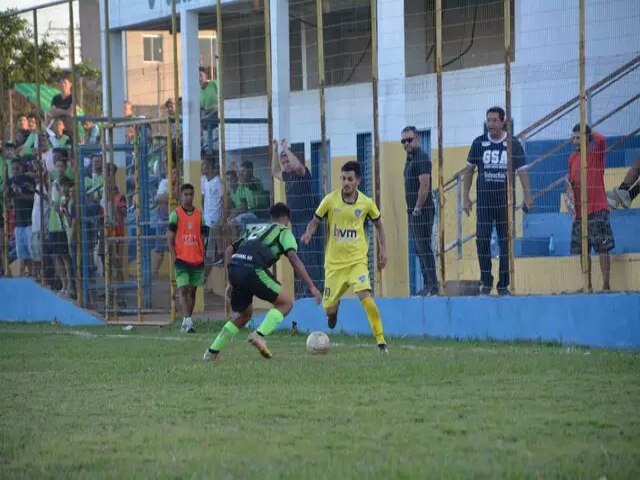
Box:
[1,322,639,479]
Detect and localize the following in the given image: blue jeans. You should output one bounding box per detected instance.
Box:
[234,212,261,231]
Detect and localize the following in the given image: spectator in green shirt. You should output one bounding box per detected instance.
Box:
[199,67,218,117]
[0,142,17,181]
[227,169,242,210]
[227,161,268,237]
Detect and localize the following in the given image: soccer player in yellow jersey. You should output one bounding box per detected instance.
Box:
[302,161,389,353]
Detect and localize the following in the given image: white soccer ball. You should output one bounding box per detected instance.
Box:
[306,331,330,355]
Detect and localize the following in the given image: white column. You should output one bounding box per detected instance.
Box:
[100,0,126,166]
[181,10,201,174]
[271,0,290,141]
[378,0,406,141]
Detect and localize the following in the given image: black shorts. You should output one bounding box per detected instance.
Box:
[48,231,69,256]
[571,210,615,254]
[228,264,281,313]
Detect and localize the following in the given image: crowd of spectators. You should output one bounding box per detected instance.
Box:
[1,69,635,302]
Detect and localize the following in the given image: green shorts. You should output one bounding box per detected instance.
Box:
[175,266,205,289]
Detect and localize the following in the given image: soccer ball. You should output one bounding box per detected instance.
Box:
[306,331,330,355]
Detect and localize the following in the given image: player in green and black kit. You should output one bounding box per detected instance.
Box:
[204,203,321,361]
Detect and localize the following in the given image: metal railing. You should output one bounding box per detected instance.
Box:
[440,53,640,257]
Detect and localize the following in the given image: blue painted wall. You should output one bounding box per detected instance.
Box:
[0,278,103,326]
[278,293,640,349]
[520,209,640,256]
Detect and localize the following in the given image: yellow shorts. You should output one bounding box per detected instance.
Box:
[323,263,371,308]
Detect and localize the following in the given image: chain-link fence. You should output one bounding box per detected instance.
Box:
[2,0,639,326]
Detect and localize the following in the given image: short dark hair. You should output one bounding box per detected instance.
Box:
[341,160,361,178]
[572,123,592,136]
[199,67,207,75]
[486,106,505,122]
[240,160,254,171]
[270,202,290,219]
[54,152,68,164]
[181,183,194,193]
[227,169,238,179]
[27,112,38,119]
[105,163,117,174]
[402,126,418,135]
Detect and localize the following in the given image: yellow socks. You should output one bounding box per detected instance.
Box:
[360,296,386,345]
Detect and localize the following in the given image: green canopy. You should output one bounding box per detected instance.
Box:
[14,82,85,116]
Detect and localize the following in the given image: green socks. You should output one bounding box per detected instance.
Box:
[209,310,284,353]
[256,309,285,337]
[210,321,239,352]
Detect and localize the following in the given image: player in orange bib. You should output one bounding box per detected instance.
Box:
[302,161,389,353]
[167,183,208,333]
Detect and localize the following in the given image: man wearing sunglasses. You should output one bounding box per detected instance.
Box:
[401,126,438,296]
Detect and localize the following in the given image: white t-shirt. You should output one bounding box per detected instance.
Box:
[32,185,49,233]
[156,178,169,198]
[203,175,223,226]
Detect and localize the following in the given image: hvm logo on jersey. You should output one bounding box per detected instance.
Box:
[334,225,357,242]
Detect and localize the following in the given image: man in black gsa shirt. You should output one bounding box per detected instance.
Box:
[462,107,533,295]
[402,126,438,295]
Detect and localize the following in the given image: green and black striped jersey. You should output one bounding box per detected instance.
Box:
[230,223,298,269]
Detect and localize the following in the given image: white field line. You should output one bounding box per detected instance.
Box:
[0,328,595,355]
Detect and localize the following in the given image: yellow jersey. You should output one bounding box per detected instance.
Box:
[315,189,381,270]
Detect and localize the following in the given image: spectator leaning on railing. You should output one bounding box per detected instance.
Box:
[565,124,613,291]
[462,106,533,296]
[199,67,218,117]
[228,161,268,236]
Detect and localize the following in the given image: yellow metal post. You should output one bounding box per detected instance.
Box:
[316,0,328,196]
[101,132,111,319]
[172,0,180,151]
[134,137,143,323]
[579,0,590,291]
[370,0,383,296]
[166,119,177,322]
[34,9,46,287]
[435,0,445,293]
[265,0,274,204]
[70,0,83,303]
[103,0,113,321]
[504,0,515,293]
[0,41,7,278]
[216,0,230,319]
